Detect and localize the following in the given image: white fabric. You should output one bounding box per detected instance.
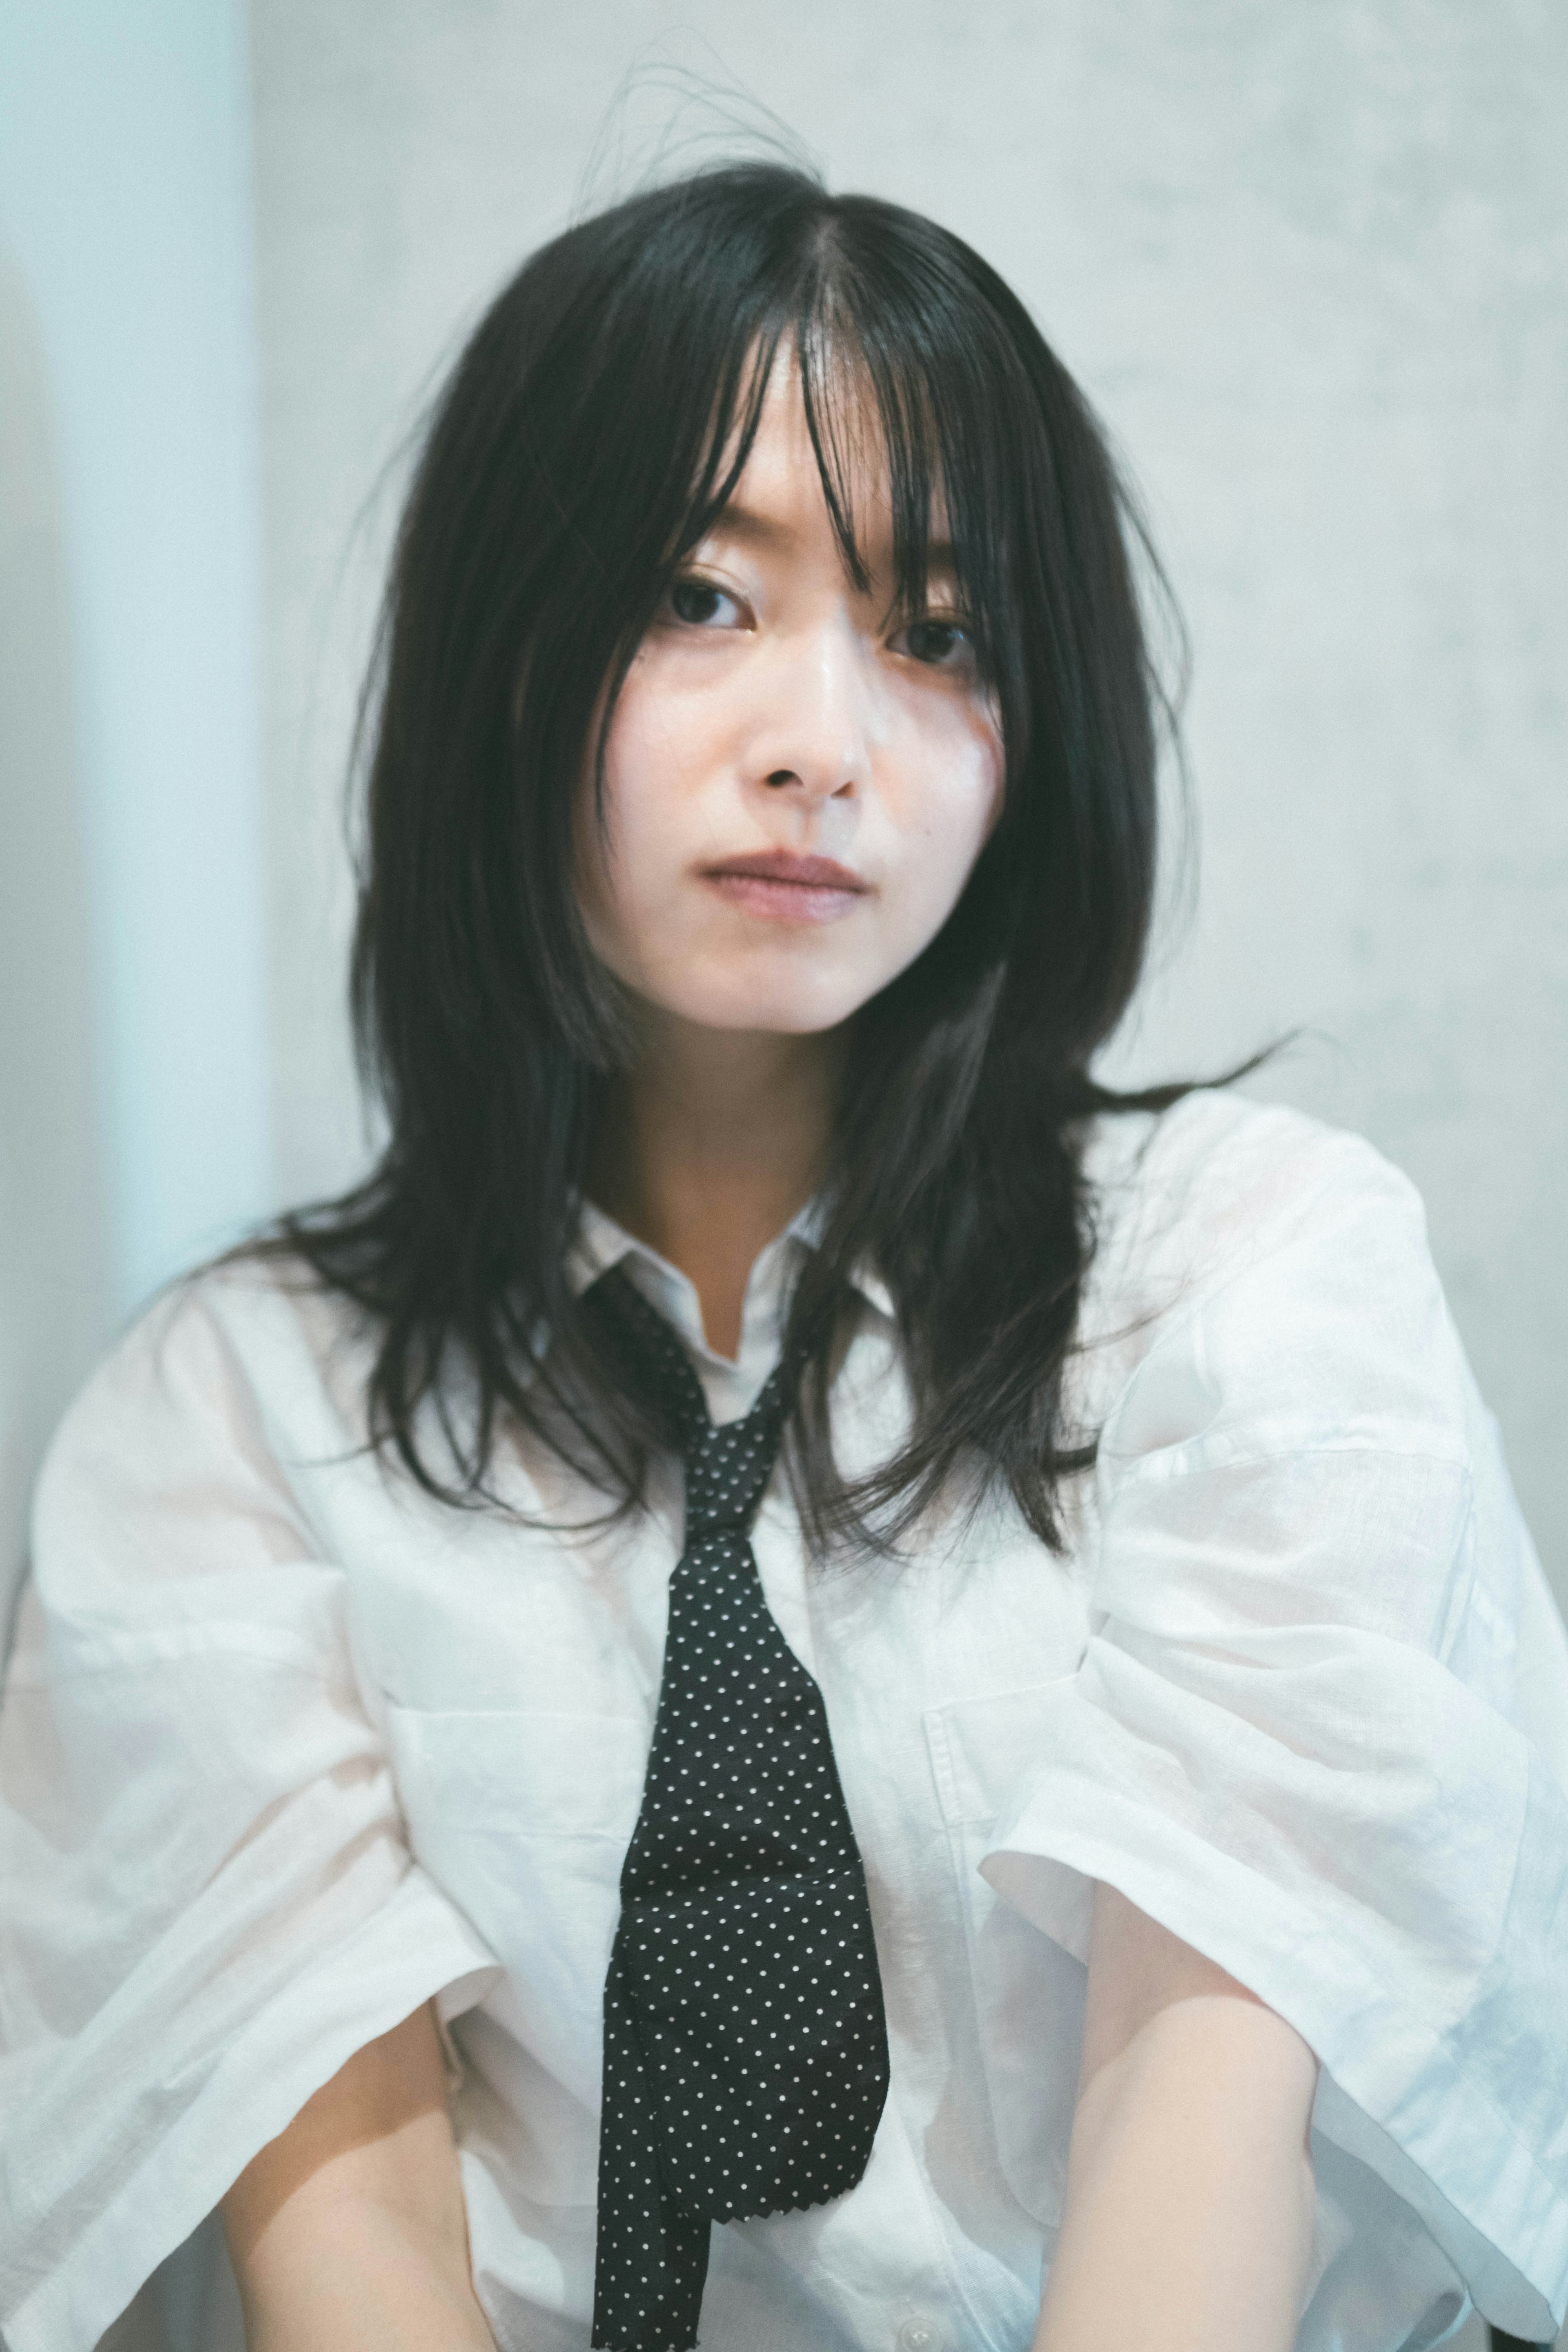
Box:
[1,1091,1565,2352]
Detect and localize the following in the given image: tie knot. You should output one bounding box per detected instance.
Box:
[682,1388,786,1537]
[585,1265,791,1541]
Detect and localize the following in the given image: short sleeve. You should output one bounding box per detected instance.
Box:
[980,1109,1568,2344]
[0,1281,500,2352]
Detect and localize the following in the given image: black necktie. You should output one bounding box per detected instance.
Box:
[586,1266,890,2352]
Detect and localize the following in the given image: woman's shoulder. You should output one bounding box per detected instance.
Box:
[1083,1087,1430,1318]
[37,1248,371,1532]
[1086,1083,1421,1241]
[22,1249,403,1671]
[1076,1087,1462,1452]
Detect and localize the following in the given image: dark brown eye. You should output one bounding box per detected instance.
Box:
[900,617,971,666]
[668,578,740,627]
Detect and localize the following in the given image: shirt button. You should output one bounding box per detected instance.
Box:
[896,2319,946,2352]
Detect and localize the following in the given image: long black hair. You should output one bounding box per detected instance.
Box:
[266,160,1186,1555]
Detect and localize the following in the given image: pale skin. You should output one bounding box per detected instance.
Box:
[220,355,1319,2348]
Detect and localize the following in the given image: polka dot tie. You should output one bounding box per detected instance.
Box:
[586,1268,890,2352]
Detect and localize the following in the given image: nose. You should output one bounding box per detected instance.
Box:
[746,617,875,805]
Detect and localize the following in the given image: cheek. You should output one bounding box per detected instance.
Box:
[895,719,1005,923]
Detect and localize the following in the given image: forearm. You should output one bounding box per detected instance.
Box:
[232,2187,496,2352]
[220,2007,495,2352]
[1033,1893,1318,2352]
[1033,1998,1315,2352]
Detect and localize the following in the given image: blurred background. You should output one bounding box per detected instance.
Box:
[2,0,1564,1607]
[1,10,1566,2347]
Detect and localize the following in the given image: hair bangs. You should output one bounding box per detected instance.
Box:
[784,227,1063,803]
[638,198,1033,721]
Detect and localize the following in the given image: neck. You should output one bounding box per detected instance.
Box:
[588,1014,846,1361]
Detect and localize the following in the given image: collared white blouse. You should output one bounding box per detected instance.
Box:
[2,1091,1566,2352]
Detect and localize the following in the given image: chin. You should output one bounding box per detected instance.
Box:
[655,951,871,1038]
[679,981,868,1037]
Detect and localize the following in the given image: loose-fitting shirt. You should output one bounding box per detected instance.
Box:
[2,1092,1566,2352]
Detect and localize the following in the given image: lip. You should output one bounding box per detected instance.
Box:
[702,850,869,891]
[698,848,871,927]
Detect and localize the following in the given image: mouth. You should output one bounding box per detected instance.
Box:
[698,849,871,926]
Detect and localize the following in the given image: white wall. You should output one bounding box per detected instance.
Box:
[0,0,271,1632]
[251,0,1568,1599]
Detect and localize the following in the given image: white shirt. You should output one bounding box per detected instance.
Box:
[2,1091,1567,2352]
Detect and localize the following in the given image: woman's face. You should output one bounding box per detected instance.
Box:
[576,358,1005,1039]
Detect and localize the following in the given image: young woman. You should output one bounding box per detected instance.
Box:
[2,164,1565,2352]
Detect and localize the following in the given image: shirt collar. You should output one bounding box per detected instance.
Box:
[566,1196,894,1375]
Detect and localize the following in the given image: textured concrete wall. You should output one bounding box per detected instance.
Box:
[251,0,1568,1597]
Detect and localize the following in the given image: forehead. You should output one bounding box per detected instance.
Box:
[710,339,951,557]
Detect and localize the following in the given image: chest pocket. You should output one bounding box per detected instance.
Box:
[387,1703,647,2116]
[924,1682,1087,2228]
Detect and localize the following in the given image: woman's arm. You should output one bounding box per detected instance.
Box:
[219,2003,496,2352]
[1033,1884,1319,2352]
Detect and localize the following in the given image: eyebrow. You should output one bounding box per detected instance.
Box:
[705,503,795,549]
